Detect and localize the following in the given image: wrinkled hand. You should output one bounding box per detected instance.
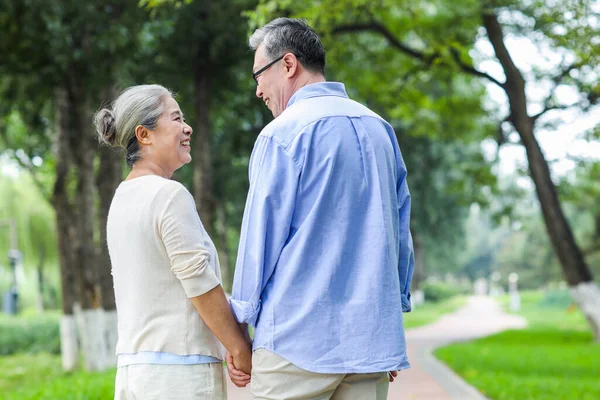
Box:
[388,370,398,382]
[226,350,251,388]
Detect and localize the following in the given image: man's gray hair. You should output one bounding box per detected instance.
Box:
[249,18,325,75]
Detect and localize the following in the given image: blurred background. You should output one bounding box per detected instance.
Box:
[0,0,598,399]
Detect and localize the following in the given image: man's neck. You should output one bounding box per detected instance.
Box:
[292,73,326,94]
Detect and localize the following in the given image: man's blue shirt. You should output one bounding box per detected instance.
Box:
[230,82,414,374]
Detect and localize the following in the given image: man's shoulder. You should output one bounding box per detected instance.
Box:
[260,95,385,147]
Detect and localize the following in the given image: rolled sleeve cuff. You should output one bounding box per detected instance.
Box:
[229,298,261,326]
[180,269,221,298]
[401,293,412,313]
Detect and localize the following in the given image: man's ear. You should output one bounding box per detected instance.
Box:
[135,125,151,145]
[283,53,299,78]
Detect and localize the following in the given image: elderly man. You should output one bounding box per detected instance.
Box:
[227,17,414,399]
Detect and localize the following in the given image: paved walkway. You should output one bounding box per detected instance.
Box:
[226,296,527,399]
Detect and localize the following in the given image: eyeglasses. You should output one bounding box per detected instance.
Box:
[252,55,284,84]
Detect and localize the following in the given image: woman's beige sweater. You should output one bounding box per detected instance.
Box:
[107,175,225,359]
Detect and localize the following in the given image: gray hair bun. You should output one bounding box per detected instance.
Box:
[94,108,117,146]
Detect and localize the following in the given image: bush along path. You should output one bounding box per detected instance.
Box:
[226,296,526,400]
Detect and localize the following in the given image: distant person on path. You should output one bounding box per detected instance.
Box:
[94,84,251,400]
[227,18,415,399]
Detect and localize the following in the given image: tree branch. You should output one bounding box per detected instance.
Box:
[482,14,521,81]
[482,11,536,134]
[448,47,504,89]
[565,153,596,164]
[333,22,505,90]
[497,114,512,146]
[531,99,590,122]
[531,104,571,121]
[482,13,525,94]
[583,243,600,256]
[13,156,52,202]
[532,63,579,122]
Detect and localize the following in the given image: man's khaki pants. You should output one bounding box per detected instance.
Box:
[251,349,389,400]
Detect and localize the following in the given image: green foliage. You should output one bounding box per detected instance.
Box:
[0,0,152,185]
[404,137,497,276]
[435,291,597,400]
[559,161,600,271]
[464,164,600,287]
[139,0,193,10]
[134,0,265,270]
[0,313,60,356]
[0,167,57,268]
[246,0,495,143]
[499,290,590,331]
[537,289,573,309]
[403,295,466,328]
[0,353,115,400]
[421,281,470,302]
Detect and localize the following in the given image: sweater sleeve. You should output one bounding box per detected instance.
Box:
[158,185,220,298]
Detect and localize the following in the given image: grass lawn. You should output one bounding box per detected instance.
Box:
[403,295,467,329]
[434,290,600,400]
[0,353,115,400]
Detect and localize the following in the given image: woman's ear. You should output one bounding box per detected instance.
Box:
[135,125,151,145]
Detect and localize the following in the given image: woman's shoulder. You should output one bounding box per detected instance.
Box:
[151,179,196,215]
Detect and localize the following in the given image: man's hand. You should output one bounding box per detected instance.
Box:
[226,351,251,387]
[388,370,398,382]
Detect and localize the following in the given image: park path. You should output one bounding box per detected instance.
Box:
[226,296,527,400]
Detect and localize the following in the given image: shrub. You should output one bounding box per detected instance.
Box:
[421,281,468,303]
[0,313,60,355]
[537,289,573,309]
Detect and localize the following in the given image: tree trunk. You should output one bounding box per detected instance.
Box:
[570,282,600,341]
[68,83,98,311]
[193,65,216,237]
[53,86,79,371]
[216,203,231,292]
[411,232,425,307]
[412,232,425,290]
[56,80,113,371]
[96,130,123,368]
[71,81,113,371]
[36,245,46,312]
[483,12,599,340]
[96,146,122,310]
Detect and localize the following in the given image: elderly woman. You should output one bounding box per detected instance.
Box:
[94,84,251,399]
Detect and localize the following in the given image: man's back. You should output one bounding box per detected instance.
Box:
[231,82,413,374]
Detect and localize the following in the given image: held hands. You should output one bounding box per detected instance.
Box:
[227,350,251,387]
[226,322,252,387]
[226,354,398,387]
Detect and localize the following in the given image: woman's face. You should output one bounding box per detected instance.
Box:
[145,97,193,174]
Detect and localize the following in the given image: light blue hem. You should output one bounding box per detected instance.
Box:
[117,351,222,367]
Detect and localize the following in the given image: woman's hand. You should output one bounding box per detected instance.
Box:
[226,350,251,387]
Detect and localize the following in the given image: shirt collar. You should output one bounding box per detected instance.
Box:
[286,82,348,108]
